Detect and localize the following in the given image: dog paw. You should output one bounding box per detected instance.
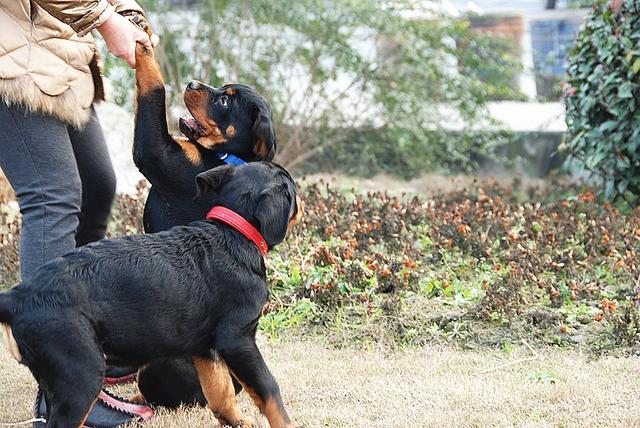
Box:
[124,11,154,38]
[216,414,257,428]
[135,42,152,54]
[126,392,147,404]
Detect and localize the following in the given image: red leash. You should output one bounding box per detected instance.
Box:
[206,206,269,256]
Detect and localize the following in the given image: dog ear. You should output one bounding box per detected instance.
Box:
[194,165,236,199]
[254,184,293,247]
[251,104,276,161]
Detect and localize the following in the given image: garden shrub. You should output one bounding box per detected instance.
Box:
[268,178,640,350]
[565,0,640,201]
[2,179,640,352]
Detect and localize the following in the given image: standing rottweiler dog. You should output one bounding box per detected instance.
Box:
[131,17,277,408]
[0,162,302,428]
[134,38,276,233]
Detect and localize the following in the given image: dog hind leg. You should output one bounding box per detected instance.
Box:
[192,356,254,427]
[218,337,295,428]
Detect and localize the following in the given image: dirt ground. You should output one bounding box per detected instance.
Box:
[0,338,639,428]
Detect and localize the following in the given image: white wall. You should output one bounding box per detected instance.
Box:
[451,0,574,14]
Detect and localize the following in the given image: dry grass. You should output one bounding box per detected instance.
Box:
[0,338,639,427]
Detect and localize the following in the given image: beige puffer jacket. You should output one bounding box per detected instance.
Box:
[0,0,143,128]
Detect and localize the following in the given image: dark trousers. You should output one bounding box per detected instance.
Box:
[0,100,116,280]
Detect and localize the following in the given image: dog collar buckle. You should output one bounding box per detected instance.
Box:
[206,206,269,256]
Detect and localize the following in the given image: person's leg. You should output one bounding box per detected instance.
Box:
[67,107,139,383]
[0,100,82,280]
[0,101,152,427]
[67,106,116,246]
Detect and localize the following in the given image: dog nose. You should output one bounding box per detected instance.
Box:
[187,81,201,91]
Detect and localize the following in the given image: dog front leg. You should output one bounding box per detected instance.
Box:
[192,356,254,427]
[133,39,206,189]
[218,338,296,428]
[133,39,174,175]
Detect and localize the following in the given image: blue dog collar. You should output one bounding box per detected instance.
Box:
[216,152,247,166]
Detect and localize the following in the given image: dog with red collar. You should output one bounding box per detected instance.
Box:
[0,162,302,428]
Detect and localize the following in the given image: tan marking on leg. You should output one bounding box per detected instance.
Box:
[174,136,203,165]
[135,43,164,96]
[1,324,21,362]
[264,397,295,428]
[231,377,293,428]
[225,125,237,138]
[127,392,147,404]
[127,366,149,404]
[192,357,253,427]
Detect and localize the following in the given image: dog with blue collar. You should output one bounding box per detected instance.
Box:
[125,24,279,410]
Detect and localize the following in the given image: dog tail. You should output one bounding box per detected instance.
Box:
[0,293,14,325]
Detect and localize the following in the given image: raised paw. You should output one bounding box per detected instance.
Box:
[135,41,153,56]
[123,11,154,38]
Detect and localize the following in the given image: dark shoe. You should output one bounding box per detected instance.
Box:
[34,388,154,428]
[104,365,137,385]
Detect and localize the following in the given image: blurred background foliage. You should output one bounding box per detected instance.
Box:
[565,0,640,202]
[102,0,522,176]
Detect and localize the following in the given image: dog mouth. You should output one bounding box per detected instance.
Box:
[179,115,205,140]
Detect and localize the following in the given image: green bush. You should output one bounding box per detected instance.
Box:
[3,178,640,352]
[565,0,640,201]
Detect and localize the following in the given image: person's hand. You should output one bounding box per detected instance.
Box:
[123,12,160,47]
[96,12,152,68]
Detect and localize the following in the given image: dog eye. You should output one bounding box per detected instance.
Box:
[218,95,229,108]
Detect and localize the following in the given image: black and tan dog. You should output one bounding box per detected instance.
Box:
[0,162,302,428]
[132,19,276,233]
[130,17,277,407]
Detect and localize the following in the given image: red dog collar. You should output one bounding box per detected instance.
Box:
[206,206,269,256]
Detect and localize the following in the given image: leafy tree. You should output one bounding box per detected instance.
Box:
[564,0,640,201]
[106,0,519,172]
